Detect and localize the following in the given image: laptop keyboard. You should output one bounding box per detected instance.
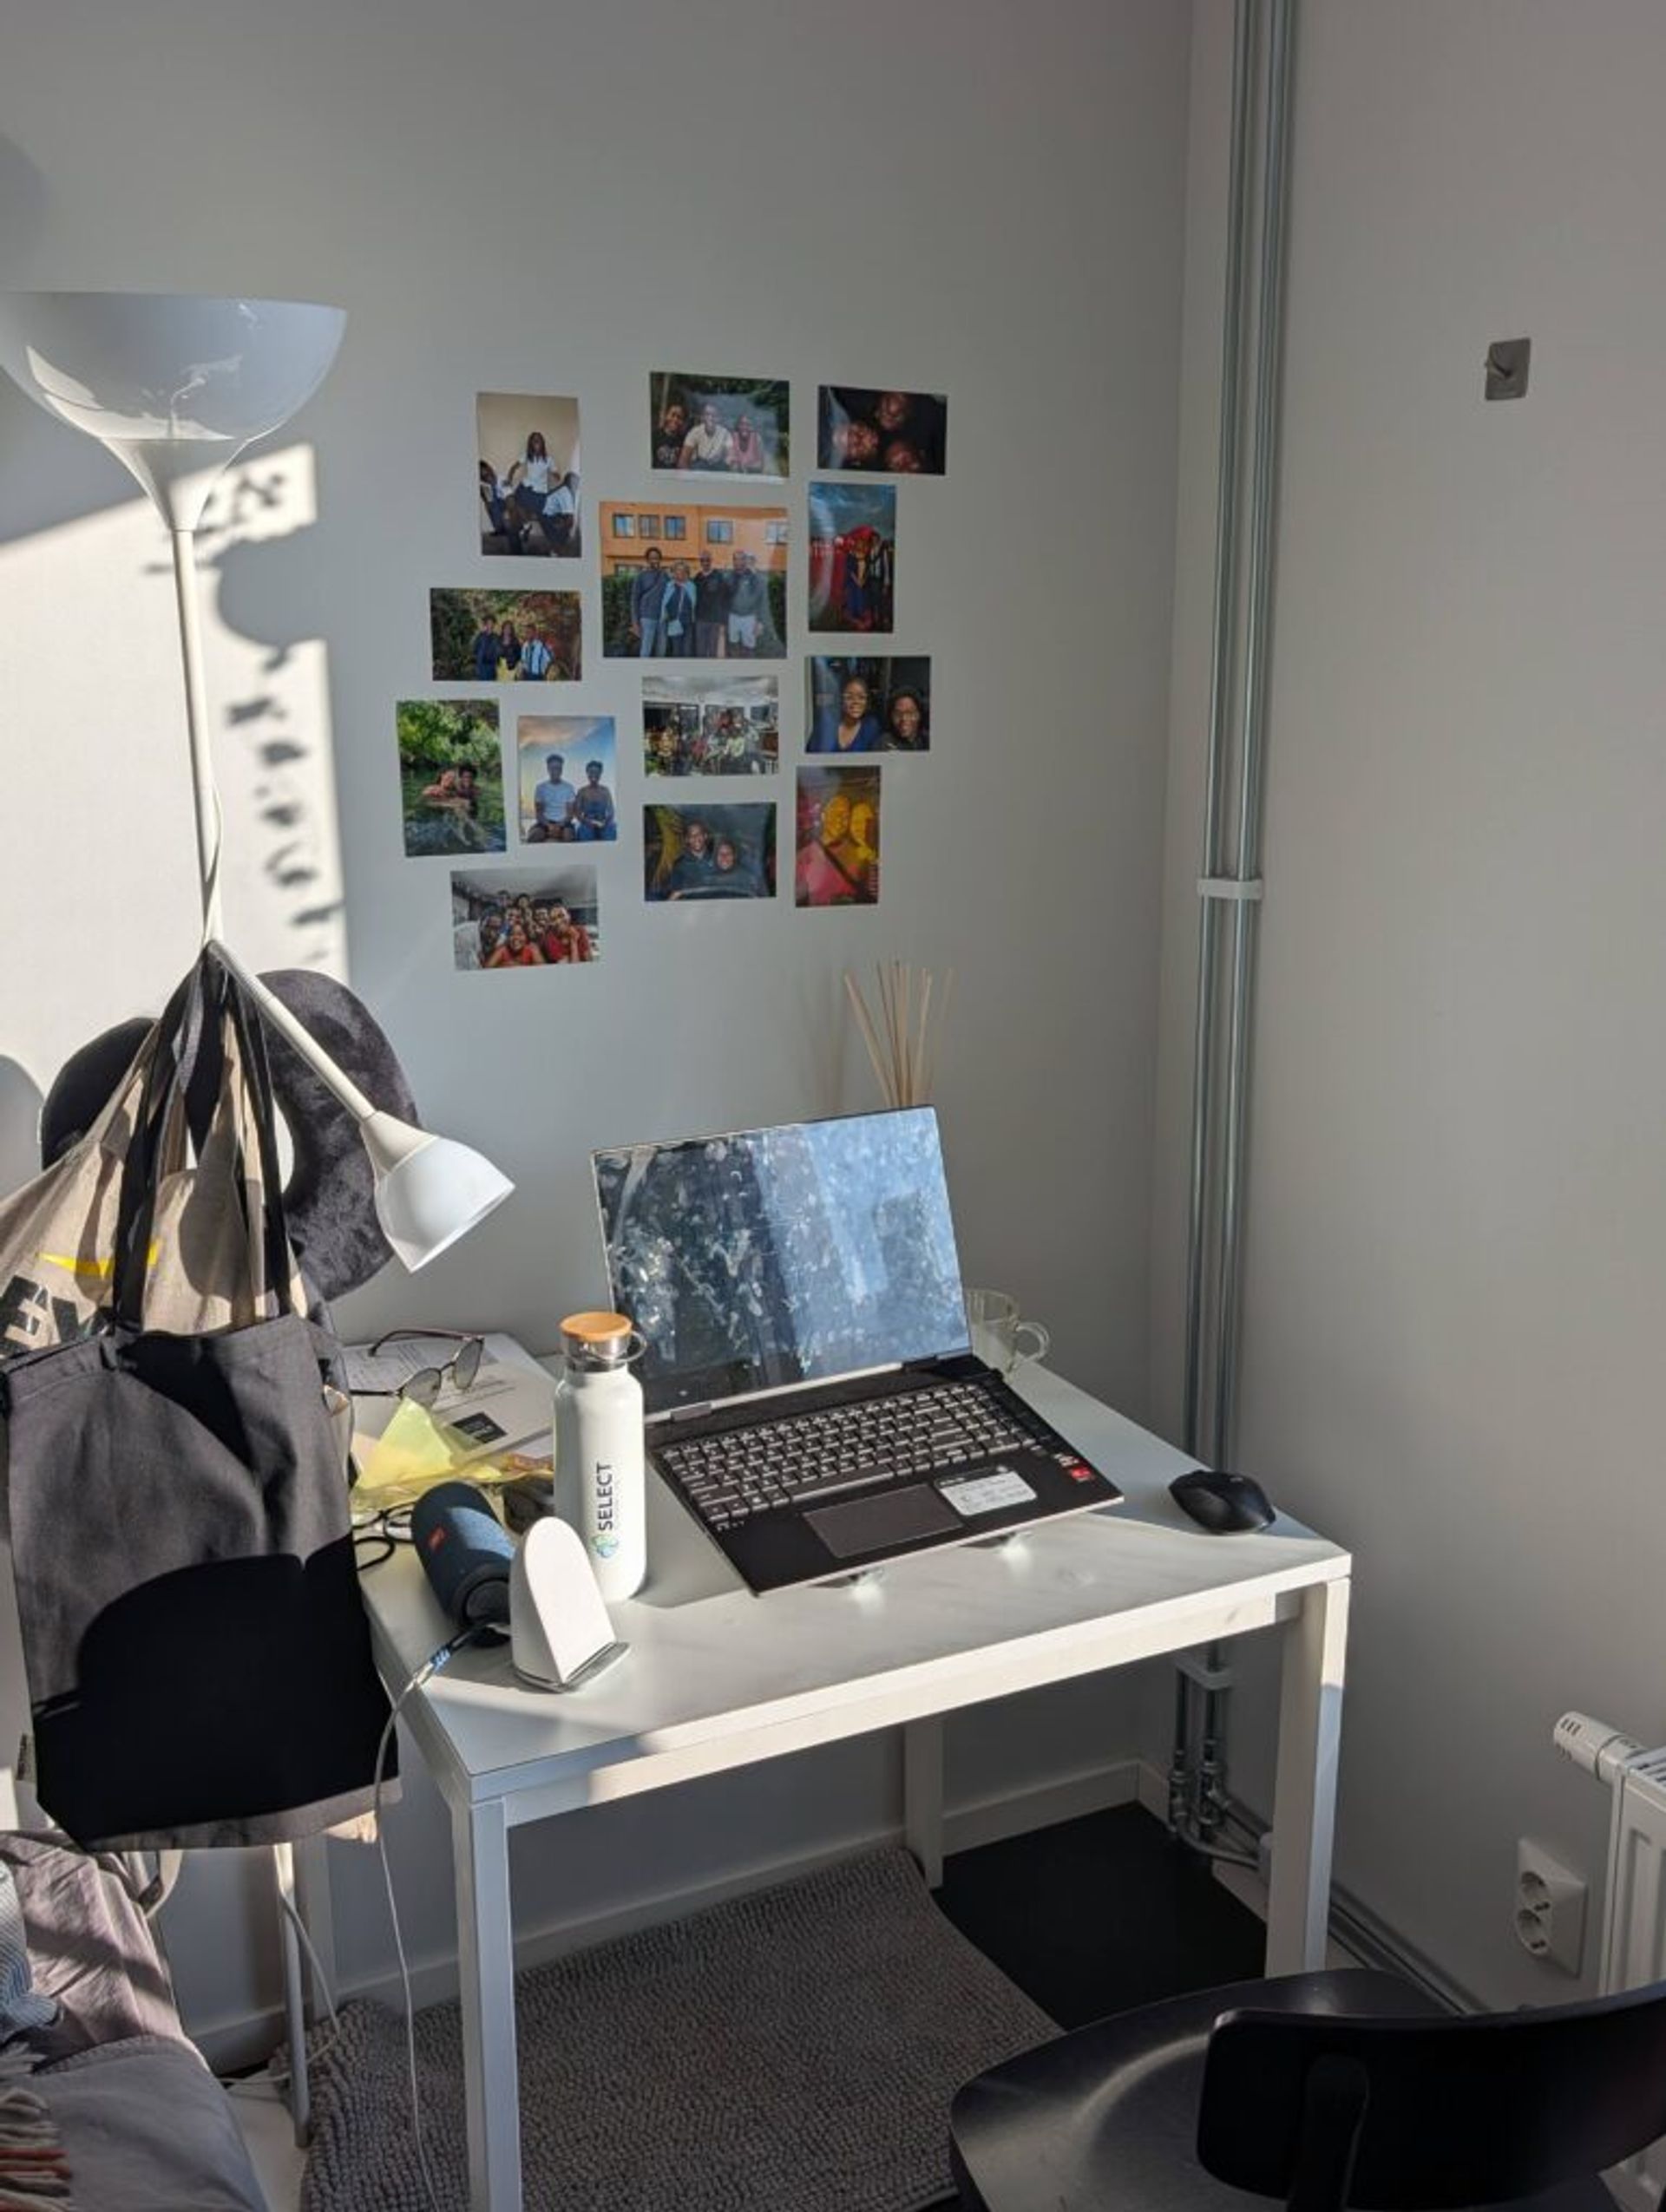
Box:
[656,1379,1052,1531]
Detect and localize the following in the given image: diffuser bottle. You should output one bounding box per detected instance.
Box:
[555,1311,646,1601]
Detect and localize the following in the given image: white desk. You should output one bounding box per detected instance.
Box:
[356,1365,1350,2212]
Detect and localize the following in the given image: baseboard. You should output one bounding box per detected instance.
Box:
[1208,1858,1365,1971]
[1208,1844,1479,2012]
[188,1757,1154,2071]
[943,1757,1145,1855]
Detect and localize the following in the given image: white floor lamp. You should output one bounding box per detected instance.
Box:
[0,291,513,1269]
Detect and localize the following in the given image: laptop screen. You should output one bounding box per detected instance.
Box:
[593,1107,972,1416]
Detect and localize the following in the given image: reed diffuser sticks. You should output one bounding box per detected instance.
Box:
[843,961,954,1109]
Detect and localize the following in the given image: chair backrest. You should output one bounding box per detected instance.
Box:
[1198,1976,1666,2210]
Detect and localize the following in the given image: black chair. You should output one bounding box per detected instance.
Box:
[950,1965,1666,2210]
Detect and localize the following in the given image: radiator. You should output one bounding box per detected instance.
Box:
[1586,1736,1666,2211]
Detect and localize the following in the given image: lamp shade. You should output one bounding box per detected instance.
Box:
[0,291,345,527]
[360,1111,515,1274]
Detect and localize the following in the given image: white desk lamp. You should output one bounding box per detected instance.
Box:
[0,291,512,1270]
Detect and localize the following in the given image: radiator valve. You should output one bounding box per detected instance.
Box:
[1553,1711,1643,1788]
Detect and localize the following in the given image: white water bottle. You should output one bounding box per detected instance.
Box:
[556,1311,646,1601]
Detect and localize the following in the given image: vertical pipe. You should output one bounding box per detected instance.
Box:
[1169,1670,1195,1833]
[1214,0,1295,1461]
[1182,0,1257,1466]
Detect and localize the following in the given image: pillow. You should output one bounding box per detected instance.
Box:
[0,1832,184,2063]
[0,1859,57,2044]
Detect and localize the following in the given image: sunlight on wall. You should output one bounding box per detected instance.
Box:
[193,442,345,978]
[0,441,344,1100]
[0,441,345,1829]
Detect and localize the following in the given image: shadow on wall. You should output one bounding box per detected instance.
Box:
[0,391,344,969]
[178,455,344,963]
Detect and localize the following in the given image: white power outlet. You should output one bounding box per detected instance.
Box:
[1514,1839,1586,1973]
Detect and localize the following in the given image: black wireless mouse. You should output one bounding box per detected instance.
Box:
[1169,1467,1276,1534]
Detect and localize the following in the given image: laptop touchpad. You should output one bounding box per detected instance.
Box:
[807,1485,961,1560]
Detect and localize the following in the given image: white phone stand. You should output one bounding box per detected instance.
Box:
[509,1517,628,1692]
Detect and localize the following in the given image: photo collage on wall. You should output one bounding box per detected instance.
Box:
[393,372,946,965]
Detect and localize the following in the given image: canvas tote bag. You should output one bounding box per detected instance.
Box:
[0,950,391,1850]
[0,1005,281,1360]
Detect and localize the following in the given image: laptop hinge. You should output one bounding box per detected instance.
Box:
[648,1402,712,1427]
[648,1359,920,1431]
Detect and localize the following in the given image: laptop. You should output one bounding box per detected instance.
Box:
[591,1107,1122,1593]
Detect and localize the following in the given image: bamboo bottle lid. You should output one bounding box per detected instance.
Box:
[559,1311,633,1366]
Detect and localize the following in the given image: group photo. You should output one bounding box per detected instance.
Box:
[644,804,777,901]
[817,385,947,476]
[601,504,786,660]
[795,765,880,907]
[395,697,506,858]
[807,483,896,635]
[806,657,930,753]
[477,391,581,558]
[451,866,600,970]
[430,588,583,684]
[650,372,789,481]
[518,716,619,844]
[644,673,779,778]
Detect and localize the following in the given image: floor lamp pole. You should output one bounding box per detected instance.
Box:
[0,291,514,1269]
[168,526,224,941]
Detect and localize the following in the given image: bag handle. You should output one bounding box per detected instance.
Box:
[113,962,209,1286]
[212,952,297,1307]
[111,952,297,1332]
[112,959,217,1328]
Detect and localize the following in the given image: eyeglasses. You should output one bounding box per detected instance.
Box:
[362,1329,484,1407]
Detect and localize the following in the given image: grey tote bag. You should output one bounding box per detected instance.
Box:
[0,950,391,1850]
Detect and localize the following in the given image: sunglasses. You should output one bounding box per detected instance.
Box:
[362,1329,484,1408]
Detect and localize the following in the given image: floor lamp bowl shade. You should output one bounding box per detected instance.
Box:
[0,291,346,527]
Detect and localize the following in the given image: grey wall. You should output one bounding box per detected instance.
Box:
[0,0,1195,2039]
[1153,0,1666,2005]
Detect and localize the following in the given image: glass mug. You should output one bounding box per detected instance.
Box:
[963,1287,1050,1377]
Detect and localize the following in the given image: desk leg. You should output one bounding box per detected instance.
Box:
[903,1719,944,1888]
[272,1842,310,2148]
[292,1833,338,2012]
[452,1796,521,2212]
[1265,1574,1349,1974]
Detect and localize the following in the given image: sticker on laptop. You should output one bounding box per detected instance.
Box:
[936,1467,1036,1518]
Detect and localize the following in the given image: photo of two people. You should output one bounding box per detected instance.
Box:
[601,504,786,660]
[808,483,896,636]
[477,392,581,558]
[518,717,618,844]
[396,698,506,858]
[806,658,930,754]
[644,804,776,901]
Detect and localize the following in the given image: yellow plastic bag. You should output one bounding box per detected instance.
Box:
[353,1397,552,1513]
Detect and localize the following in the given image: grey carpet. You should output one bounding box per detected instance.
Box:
[300,1847,1055,2212]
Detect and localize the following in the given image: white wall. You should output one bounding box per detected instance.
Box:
[1154,0,1666,2004]
[0,0,1195,2039]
